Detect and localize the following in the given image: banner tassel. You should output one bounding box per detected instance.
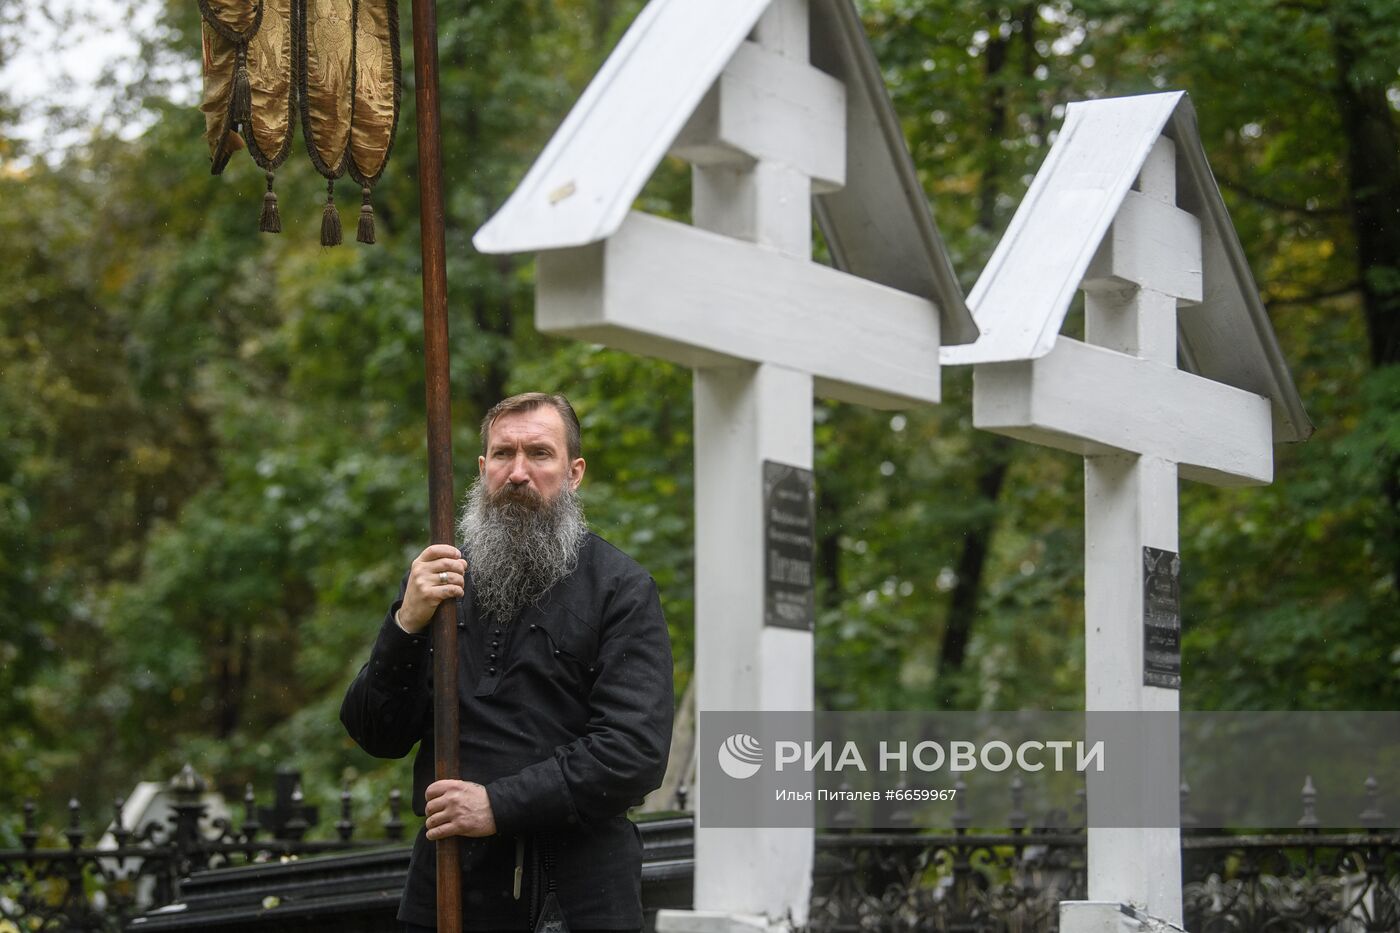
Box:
[259,172,282,234]
[320,180,342,246]
[357,187,376,244]
[231,44,252,128]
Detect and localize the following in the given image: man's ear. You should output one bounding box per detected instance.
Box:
[569,457,586,490]
[478,455,486,474]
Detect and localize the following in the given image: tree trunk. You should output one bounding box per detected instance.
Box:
[1333,11,1400,589]
[935,7,1025,706]
[978,17,1008,232]
[935,436,1012,706]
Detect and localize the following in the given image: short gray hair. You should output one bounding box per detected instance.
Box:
[480,393,582,460]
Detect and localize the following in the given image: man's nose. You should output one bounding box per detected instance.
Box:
[507,455,530,484]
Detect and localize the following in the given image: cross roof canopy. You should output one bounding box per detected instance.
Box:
[942,91,1311,443]
[472,0,976,346]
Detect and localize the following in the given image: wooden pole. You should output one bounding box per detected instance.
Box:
[407,0,461,930]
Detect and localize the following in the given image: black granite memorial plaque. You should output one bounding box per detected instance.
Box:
[1143,546,1181,689]
[764,460,815,630]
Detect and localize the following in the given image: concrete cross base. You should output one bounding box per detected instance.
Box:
[655,909,794,933]
[1060,901,1187,933]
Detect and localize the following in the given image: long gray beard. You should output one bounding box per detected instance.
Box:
[456,479,587,622]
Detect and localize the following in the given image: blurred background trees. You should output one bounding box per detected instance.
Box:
[1,0,1396,820]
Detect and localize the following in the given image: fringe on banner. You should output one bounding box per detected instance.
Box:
[199,0,400,244]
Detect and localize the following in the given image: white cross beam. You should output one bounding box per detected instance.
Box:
[969,136,1275,927]
[971,140,1272,488]
[534,4,944,412]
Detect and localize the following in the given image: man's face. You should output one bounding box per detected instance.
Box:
[478,406,585,504]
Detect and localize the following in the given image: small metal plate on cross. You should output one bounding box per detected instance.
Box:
[1142,546,1181,690]
[764,460,816,631]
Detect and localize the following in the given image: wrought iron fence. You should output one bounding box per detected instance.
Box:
[809,777,1086,932]
[807,829,1400,932]
[0,765,407,933]
[2,770,1396,932]
[1181,831,1400,933]
[807,776,1400,933]
[810,829,1085,931]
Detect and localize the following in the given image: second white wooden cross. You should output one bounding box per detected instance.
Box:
[944,91,1310,930]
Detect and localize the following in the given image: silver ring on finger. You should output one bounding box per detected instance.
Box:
[438,571,449,585]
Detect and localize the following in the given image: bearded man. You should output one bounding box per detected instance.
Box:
[341,392,674,933]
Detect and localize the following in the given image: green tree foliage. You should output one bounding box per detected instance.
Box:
[2,0,1397,824]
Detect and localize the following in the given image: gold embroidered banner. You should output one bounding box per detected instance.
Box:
[346,0,400,243]
[301,0,355,177]
[198,0,400,246]
[198,0,261,173]
[245,0,295,167]
[200,20,243,173]
[300,0,356,244]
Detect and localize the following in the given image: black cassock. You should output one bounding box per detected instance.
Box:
[341,533,675,930]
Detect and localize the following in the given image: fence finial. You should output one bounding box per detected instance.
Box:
[241,782,261,842]
[169,763,207,797]
[283,781,309,841]
[1298,774,1319,828]
[1359,775,1385,829]
[336,781,355,842]
[66,797,84,849]
[1180,781,1198,829]
[385,787,405,841]
[1009,776,1026,831]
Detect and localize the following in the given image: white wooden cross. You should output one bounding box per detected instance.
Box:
[944,92,1310,930]
[474,1,975,928]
